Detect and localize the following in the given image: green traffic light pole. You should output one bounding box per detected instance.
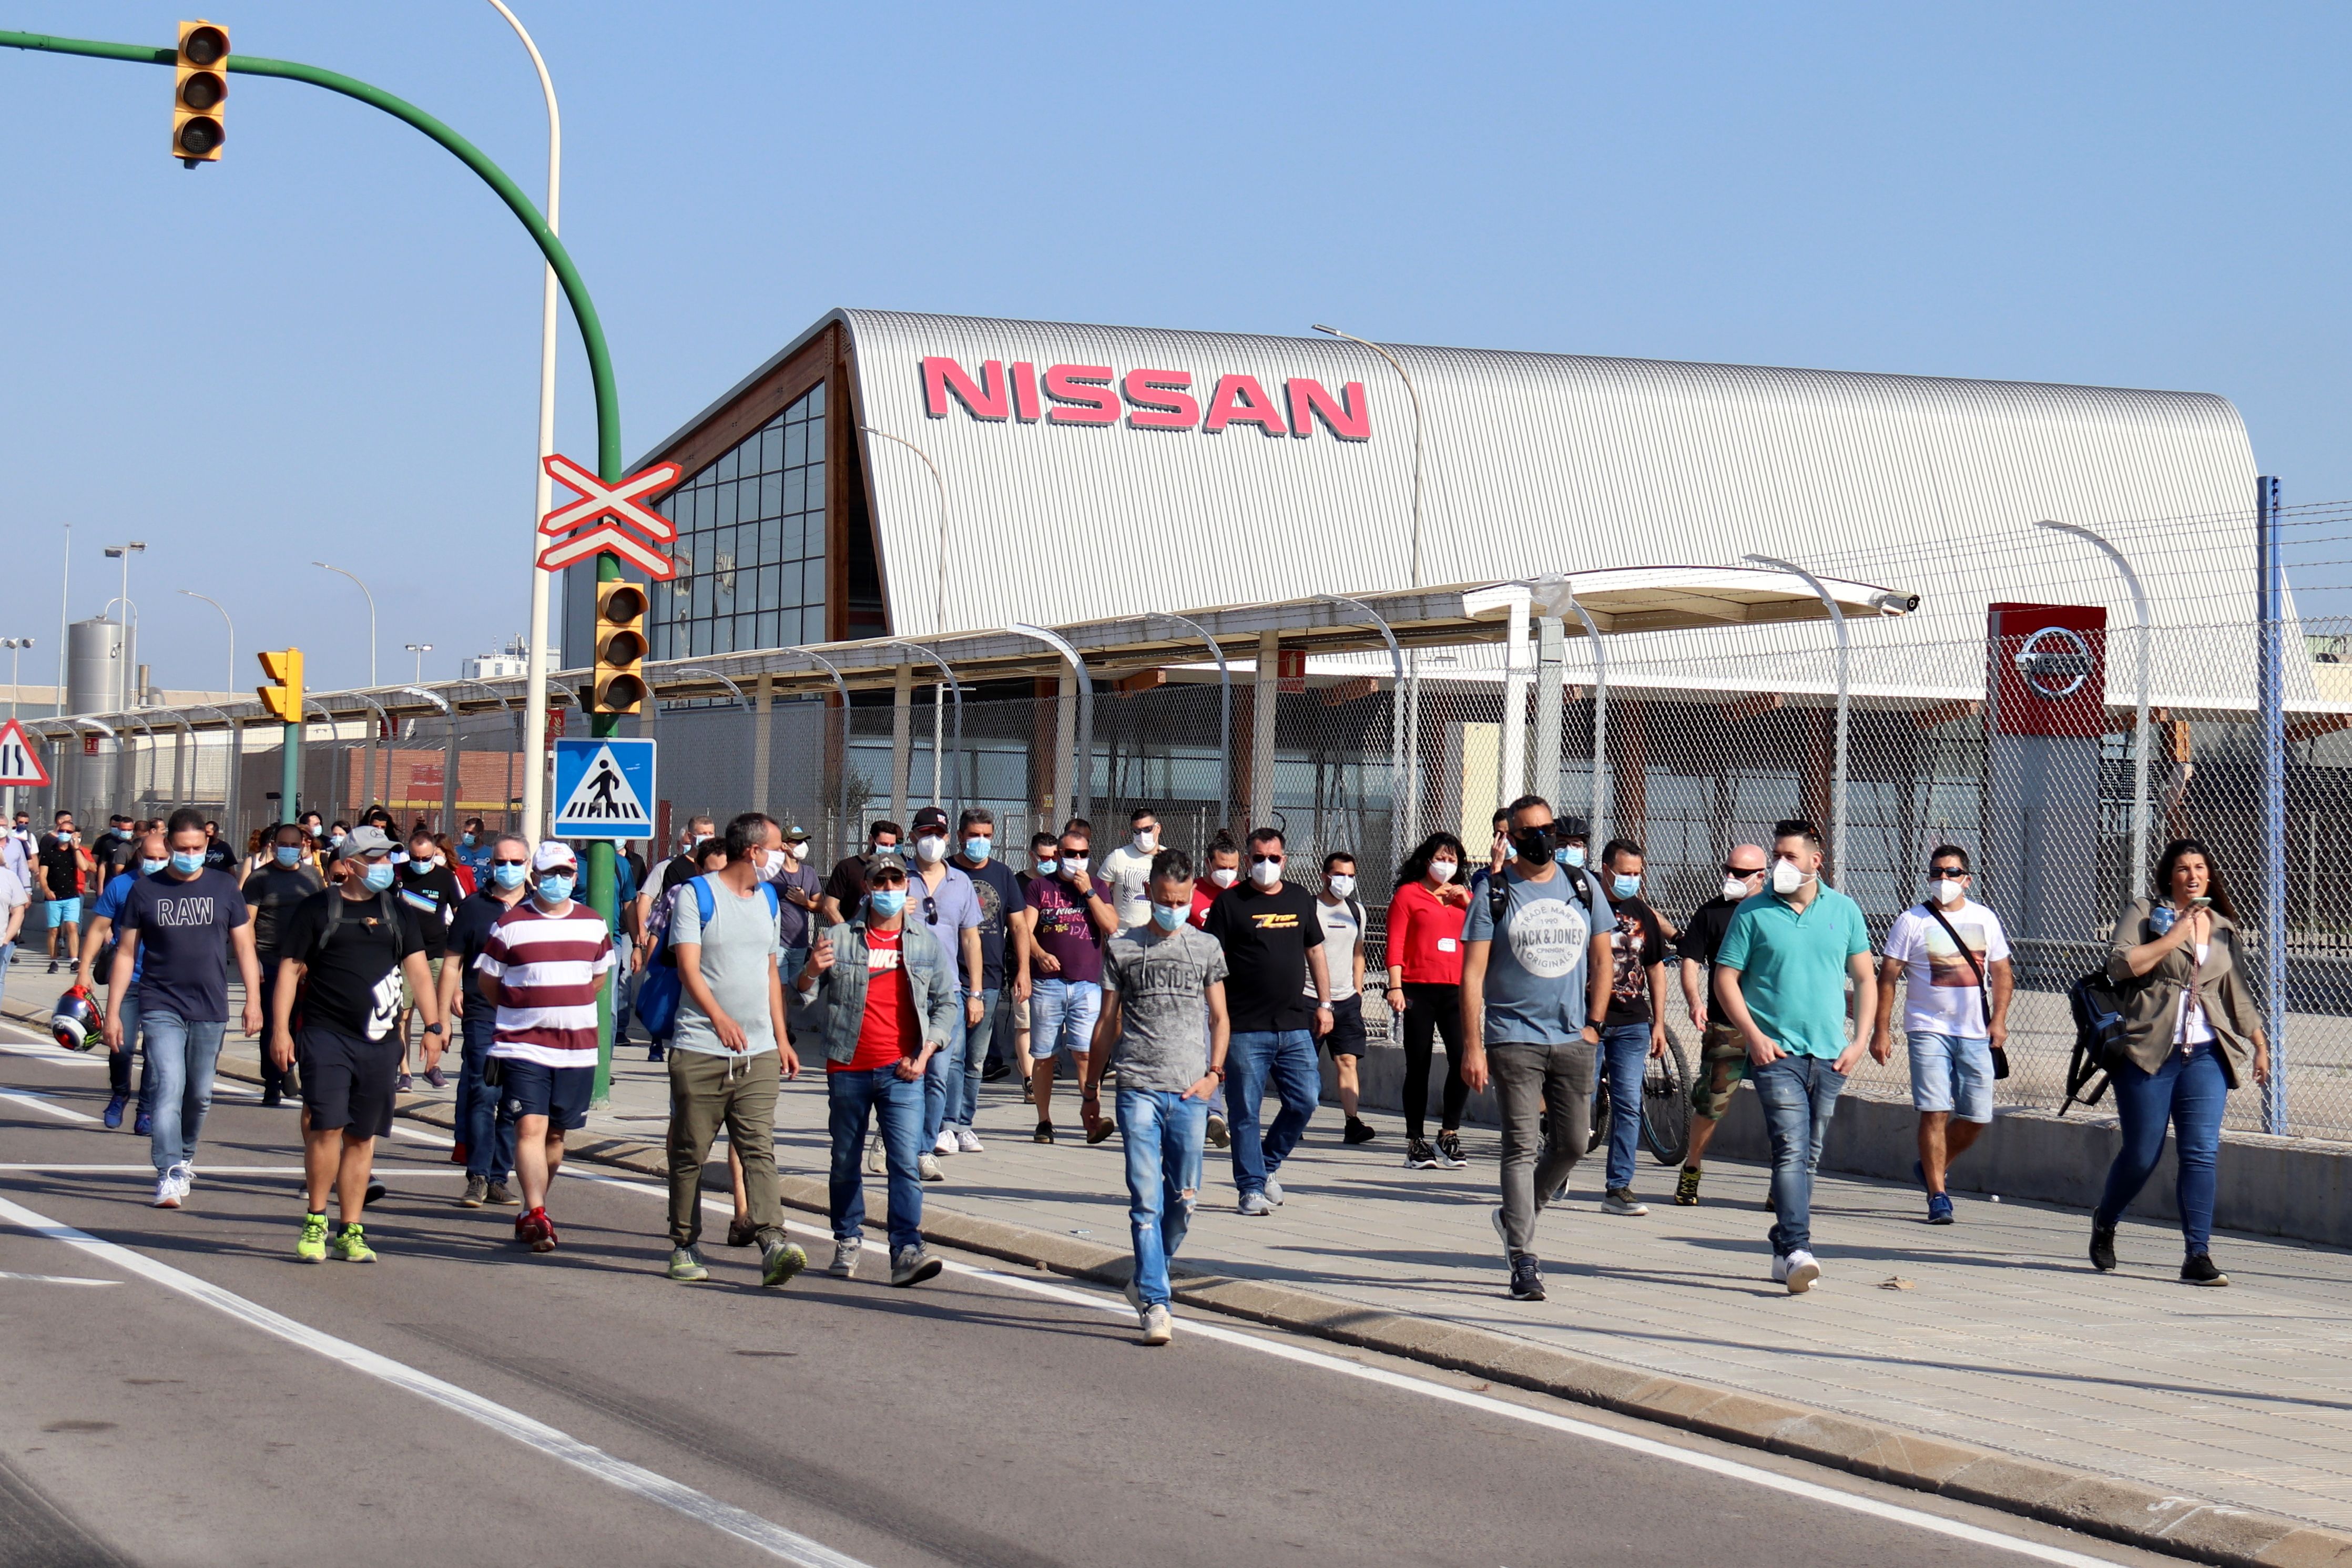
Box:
[1,26,630,1102]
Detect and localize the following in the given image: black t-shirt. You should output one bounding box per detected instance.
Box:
[1203,881,1327,1033]
[90,831,126,870]
[958,857,1024,990]
[202,839,237,871]
[281,888,426,1041]
[37,833,84,899]
[823,853,869,912]
[242,863,325,958]
[447,888,526,1024]
[1602,894,1669,1027]
[1675,895,1743,972]
[396,861,463,958]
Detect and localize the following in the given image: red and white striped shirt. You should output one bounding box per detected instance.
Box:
[476,900,615,1067]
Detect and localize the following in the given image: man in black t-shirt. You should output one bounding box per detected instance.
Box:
[1202,827,1332,1215]
[1668,842,1768,1205]
[270,825,438,1265]
[242,822,325,1106]
[394,827,463,1089]
[820,820,901,926]
[1595,839,1672,1217]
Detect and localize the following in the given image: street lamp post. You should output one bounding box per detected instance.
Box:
[176,590,235,698]
[1,637,27,820]
[102,541,146,709]
[311,562,379,688]
[406,643,435,684]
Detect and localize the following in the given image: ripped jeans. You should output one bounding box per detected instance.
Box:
[1117,1086,1208,1310]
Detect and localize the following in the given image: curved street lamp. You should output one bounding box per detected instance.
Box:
[313,562,379,689]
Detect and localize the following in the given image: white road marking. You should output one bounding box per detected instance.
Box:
[0,1041,106,1066]
[0,1088,100,1123]
[0,1164,466,1175]
[0,1191,874,1568]
[0,1268,119,1286]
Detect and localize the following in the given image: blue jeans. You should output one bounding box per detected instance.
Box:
[2096,1046,2227,1255]
[456,1013,516,1183]
[1119,1086,1206,1308]
[105,982,152,1110]
[1029,979,1101,1061]
[1600,1022,1652,1191]
[827,1066,926,1256]
[1753,1053,1846,1257]
[1226,1028,1319,1197]
[926,986,1000,1139]
[142,1009,227,1174]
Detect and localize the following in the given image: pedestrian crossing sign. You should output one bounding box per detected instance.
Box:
[0,718,49,788]
[552,737,655,839]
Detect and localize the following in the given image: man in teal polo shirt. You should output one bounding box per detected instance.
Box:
[1714,818,1876,1295]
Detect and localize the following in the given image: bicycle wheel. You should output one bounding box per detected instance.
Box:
[1587,1080,1610,1155]
[1642,1034,1693,1166]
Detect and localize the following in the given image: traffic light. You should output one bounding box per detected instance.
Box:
[590,579,648,714]
[172,20,229,167]
[257,648,302,722]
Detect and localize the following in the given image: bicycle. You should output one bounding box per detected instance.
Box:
[1588,1025,1693,1168]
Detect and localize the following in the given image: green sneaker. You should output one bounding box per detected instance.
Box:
[1674,1166,1703,1207]
[331,1223,377,1264]
[760,1238,808,1289]
[668,1246,709,1282]
[296,1212,329,1264]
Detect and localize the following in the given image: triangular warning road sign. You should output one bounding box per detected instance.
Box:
[0,719,49,788]
[554,742,649,829]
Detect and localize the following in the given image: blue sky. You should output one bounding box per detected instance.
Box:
[3,2,2346,693]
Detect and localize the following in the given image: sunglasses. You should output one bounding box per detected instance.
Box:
[1251,853,1284,865]
[1722,863,1762,877]
[492,858,529,868]
[1929,867,1970,879]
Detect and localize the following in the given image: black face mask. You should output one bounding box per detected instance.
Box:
[1512,824,1552,862]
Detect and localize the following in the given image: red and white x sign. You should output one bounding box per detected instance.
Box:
[535,453,684,579]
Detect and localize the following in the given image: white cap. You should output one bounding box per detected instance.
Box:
[532,841,577,872]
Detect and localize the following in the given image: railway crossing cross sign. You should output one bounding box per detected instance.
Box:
[534,454,683,579]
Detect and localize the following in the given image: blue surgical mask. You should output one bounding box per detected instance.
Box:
[274,844,301,868]
[1150,902,1185,932]
[536,873,575,904]
[460,832,476,848]
[362,861,397,892]
[868,888,908,918]
[493,862,528,891]
[1556,844,1586,869]
[1035,857,1058,876]
[140,857,169,877]
[170,850,205,876]
[1611,873,1641,900]
[964,837,991,863]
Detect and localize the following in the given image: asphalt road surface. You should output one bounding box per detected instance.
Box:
[0,1020,2175,1568]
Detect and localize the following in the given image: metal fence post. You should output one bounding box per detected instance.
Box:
[2257,475,2288,1135]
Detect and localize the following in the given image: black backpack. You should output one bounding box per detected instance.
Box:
[2062,969,2127,1114]
[1486,864,1598,930]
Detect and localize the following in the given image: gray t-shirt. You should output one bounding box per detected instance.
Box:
[1460,865,1602,1047]
[668,877,784,1058]
[1101,924,1229,1093]
[912,862,982,990]
[1305,895,1363,1001]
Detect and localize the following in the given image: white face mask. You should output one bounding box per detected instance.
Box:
[1249,860,1283,889]
[1722,873,1755,900]
[1428,859,1458,883]
[1062,855,1090,875]
[780,840,803,862]
[1133,829,1156,854]
[1771,858,1810,896]
[1930,878,1967,907]
[758,849,786,878]
[1208,866,1239,888]
[1327,873,1357,898]
[914,833,949,864]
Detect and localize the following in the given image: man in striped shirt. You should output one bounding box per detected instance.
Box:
[474,841,614,1254]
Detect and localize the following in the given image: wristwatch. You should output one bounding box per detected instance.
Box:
[424,1023,443,1036]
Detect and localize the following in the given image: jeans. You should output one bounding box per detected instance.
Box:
[1491,1041,1596,1256]
[1598,1023,1654,1191]
[1029,978,1101,1061]
[926,986,999,1139]
[1398,981,1467,1140]
[2096,1046,2228,1256]
[1225,1028,1319,1196]
[142,1009,227,1174]
[1753,1053,1847,1257]
[456,1013,516,1183]
[1119,1086,1207,1308]
[105,982,152,1111]
[827,1066,927,1256]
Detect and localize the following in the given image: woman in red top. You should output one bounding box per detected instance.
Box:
[1384,832,1473,1170]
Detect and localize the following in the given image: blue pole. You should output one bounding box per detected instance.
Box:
[2257,475,2288,1135]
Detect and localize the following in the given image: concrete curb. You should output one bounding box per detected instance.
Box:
[8,996,2347,1568]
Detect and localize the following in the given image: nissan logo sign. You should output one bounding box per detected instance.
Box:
[2014,625,2094,700]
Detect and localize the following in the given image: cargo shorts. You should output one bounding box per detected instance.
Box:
[1692,1016,1750,1121]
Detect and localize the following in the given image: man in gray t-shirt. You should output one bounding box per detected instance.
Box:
[662,812,806,1290]
[1083,849,1230,1346]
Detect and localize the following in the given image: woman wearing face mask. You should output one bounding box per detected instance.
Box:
[1386,833,1474,1170]
[393,830,465,1091]
[2092,839,2268,1286]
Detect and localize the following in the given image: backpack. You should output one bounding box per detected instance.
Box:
[633,874,780,1041]
[1484,863,1598,932]
[2062,969,2128,1114]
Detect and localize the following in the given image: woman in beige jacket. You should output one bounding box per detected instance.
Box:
[2092,839,2268,1286]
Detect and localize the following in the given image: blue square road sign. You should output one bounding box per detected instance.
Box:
[552,737,656,840]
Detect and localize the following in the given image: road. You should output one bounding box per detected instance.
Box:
[0,1019,2170,1568]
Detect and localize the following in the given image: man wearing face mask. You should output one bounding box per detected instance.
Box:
[1099,808,1163,933]
[106,809,264,1210]
[79,827,168,1132]
[242,822,325,1107]
[1204,827,1333,1214]
[763,824,824,1017]
[1019,827,1117,1142]
[1713,819,1876,1294]
[440,833,534,1207]
[1311,851,1373,1145]
[905,806,985,1170]
[1670,843,1768,1205]
[1594,840,1672,1218]
[454,817,493,887]
[1188,831,1242,928]
[948,808,1020,1137]
[821,820,901,927]
[394,828,463,1091]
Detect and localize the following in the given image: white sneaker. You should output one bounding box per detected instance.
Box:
[1783,1249,1821,1294]
[955,1128,984,1154]
[933,1129,958,1156]
[1238,1190,1274,1217]
[151,1173,181,1209]
[1600,1188,1648,1217]
[170,1161,195,1194]
[829,1236,862,1278]
[863,1135,884,1175]
[918,1153,945,1183]
[1264,1176,1286,1206]
[1141,1304,1174,1346]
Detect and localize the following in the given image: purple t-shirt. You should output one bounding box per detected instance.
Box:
[1026,872,1112,985]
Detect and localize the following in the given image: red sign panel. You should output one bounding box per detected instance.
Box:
[1988,603,2108,737]
[535,453,683,579]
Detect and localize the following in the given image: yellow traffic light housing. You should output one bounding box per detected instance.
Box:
[591,580,648,714]
[173,20,228,166]
[256,647,302,722]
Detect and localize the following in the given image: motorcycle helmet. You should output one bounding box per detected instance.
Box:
[50,987,100,1053]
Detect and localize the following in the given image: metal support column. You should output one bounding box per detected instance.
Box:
[1317,595,1409,880]
[1005,624,1094,826]
[1146,612,1231,833]
[2257,475,2289,1134]
[1250,630,1279,830]
[790,654,854,857]
[1498,594,1532,806]
[883,640,965,816]
[1533,615,1565,810]
[889,663,913,823]
[751,673,773,815]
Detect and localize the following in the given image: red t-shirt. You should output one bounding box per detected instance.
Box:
[1386,880,1470,985]
[1189,876,1237,929]
[834,925,920,1072]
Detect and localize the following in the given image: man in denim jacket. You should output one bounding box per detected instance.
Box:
[791,851,959,1286]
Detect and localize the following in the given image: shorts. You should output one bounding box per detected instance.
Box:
[46,897,81,926]
[1692,1017,1749,1121]
[1908,1031,1994,1123]
[399,954,444,1012]
[497,1057,594,1132]
[298,1024,402,1139]
[1029,979,1101,1061]
[1320,993,1367,1059]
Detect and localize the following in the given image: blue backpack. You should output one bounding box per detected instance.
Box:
[633,874,780,1041]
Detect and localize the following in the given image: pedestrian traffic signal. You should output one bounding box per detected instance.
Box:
[590,580,648,715]
[257,647,302,722]
[172,20,229,166]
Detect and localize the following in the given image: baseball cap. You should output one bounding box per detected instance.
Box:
[532,841,578,871]
[864,850,909,879]
[783,823,810,842]
[910,806,950,833]
[342,825,395,857]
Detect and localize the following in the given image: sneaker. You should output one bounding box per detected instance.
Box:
[1086,1114,1116,1145]
[1782,1249,1821,1294]
[362,1181,386,1208]
[1927,1193,1956,1225]
[459,1176,488,1208]
[917,1153,945,1183]
[1509,1253,1546,1301]
[648,1044,666,1063]
[1141,1304,1174,1346]
[890,1245,942,1288]
[726,1216,758,1248]
[397,1072,412,1092]
[261,1087,282,1109]
[103,1094,126,1129]
[531,1210,559,1254]
[667,1247,709,1282]
[47,958,58,974]
[296,1212,329,1263]
[865,1134,886,1172]
[829,1236,862,1278]
[933,1129,958,1157]
[134,1108,152,1137]
[151,1173,180,1209]
[1674,1167,1702,1206]
[1404,1138,1438,1169]
[2182,1253,2229,1286]
[486,1182,519,1206]
[1205,1113,1229,1148]
[332,1224,378,1263]
[1601,1188,1648,1217]
[2090,1224,2118,1272]
[172,1162,194,1194]
[1238,1190,1275,1217]
[1033,1121,1055,1145]
[424,1065,447,1090]
[981,1060,1011,1083]
[1342,1117,1376,1145]
[515,1209,542,1245]
[762,1239,809,1289]
[1434,1131,1468,1168]
[955,1128,984,1154]
[1264,1176,1285,1206]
